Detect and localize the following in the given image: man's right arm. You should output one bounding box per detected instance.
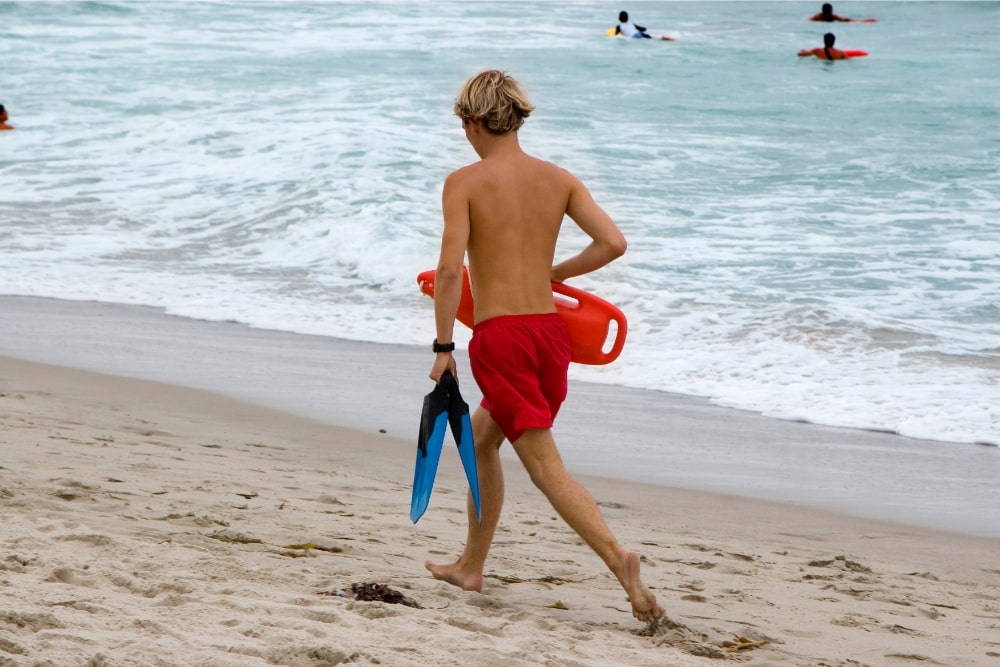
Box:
[430,170,471,382]
[552,174,627,282]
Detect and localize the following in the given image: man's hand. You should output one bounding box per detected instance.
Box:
[429,352,457,384]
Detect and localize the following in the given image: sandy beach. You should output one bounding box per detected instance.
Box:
[2,300,1000,666]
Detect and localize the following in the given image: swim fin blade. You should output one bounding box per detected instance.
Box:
[443,374,482,524]
[410,381,449,524]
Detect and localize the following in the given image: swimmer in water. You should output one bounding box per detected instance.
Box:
[798,32,850,60]
[0,105,13,131]
[613,10,675,41]
[809,3,876,23]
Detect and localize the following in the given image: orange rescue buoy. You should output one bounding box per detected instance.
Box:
[416,267,627,365]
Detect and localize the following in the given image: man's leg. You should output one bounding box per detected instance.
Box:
[425,406,505,592]
[511,428,663,623]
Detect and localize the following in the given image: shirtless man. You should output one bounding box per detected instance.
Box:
[798,32,850,60]
[0,105,13,131]
[424,69,663,625]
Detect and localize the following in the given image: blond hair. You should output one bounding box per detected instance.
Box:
[453,69,534,135]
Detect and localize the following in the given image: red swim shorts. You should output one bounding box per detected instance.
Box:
[469,313,572,444]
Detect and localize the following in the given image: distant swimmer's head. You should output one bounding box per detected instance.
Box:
[824,32,836,47]
[619,11,629,23]
[454,69,535,135]
[822,3,833,15]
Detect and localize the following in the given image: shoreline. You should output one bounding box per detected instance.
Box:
[1,294,998,538]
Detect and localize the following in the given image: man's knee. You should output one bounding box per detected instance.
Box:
[472,408,505,449]
[512,429,564,484]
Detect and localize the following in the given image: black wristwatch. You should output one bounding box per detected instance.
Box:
[432,338,455,353]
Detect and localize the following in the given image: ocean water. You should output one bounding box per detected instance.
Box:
[1,1,998,447]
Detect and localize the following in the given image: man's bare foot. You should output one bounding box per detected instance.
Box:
[616,549,663,623]
[425,560,484,592]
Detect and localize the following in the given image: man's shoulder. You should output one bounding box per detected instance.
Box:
[445,162,481,185]
[526,154,574,176]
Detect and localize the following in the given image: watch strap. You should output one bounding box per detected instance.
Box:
[432,339,455,353]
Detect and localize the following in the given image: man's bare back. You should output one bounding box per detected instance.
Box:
[450,151,567,322]
[438,122,624,329]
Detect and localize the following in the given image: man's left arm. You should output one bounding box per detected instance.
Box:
[553,174,627,282]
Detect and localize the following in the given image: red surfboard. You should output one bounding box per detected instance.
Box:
[417,267,627,365]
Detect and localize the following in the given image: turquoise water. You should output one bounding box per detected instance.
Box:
[1,1,998,445]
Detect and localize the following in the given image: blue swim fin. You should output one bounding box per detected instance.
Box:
[410,379,449,523]
[443,374,482,524]
[410,371,481,524]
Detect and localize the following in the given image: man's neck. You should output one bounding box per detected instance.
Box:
[476,131,521,160]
